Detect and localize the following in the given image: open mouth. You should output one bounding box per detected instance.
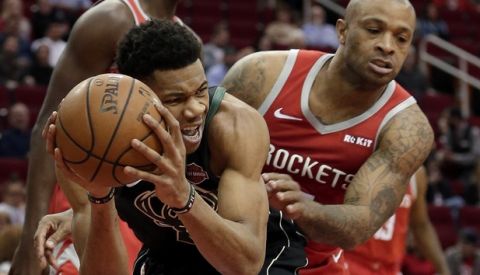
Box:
[181,125,202,144]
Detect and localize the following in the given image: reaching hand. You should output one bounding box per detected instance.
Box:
[124,104,191,209]
[33,210,74,270]
[262,172,310,220]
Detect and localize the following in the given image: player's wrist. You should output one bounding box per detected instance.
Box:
[171,183,196,215]
[87,187,116,204]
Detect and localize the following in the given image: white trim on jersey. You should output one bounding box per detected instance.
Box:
[410,172,418,200]
[302,58,397,134]
[265,210,309,274]
[133,0,150,21]
[121,0,149,26]
[49,240,80,274]
[258,49,299,115]
[373,95,417,149]
[265,210,290,274]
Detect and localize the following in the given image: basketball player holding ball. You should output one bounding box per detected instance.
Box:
[43,20,271,274]
[10,1,194,274]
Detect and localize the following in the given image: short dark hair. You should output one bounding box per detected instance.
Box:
[116,19,201,79]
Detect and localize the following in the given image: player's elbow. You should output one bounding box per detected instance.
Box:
[228,258,264,275]
[218,246,265,275]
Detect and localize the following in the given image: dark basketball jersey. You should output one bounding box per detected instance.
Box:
[115,87,225,275]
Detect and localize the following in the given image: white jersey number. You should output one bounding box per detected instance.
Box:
[373,214,396,241]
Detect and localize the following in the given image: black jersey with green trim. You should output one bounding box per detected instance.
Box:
[115,87,224,274]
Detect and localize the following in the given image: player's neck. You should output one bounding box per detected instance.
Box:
[140,0,177,19]
[309,58,387,124]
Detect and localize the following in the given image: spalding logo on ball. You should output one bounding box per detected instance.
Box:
[55,73,164,187]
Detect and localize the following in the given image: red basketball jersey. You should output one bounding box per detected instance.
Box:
[260,49,416,273]
[344,178,417,274]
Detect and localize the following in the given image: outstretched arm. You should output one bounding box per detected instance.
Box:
[410,166,451,275]
[9,4,131,275]
[265,105,434,249]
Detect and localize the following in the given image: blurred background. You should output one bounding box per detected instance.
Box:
[0,0,479,274]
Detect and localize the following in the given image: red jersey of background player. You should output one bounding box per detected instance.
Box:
[260,49,416,274]
[344,177,417,274]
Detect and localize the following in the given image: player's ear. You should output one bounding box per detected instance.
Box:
[336,19,347,45]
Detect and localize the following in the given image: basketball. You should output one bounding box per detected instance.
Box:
[55,73,164,187]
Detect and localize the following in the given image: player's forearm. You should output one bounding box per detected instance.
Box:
[412,222,451,275]
[296,202,383,249]
[80,200,128,275]
[179,197,266,275]
[72,203,91,260]
[22,125,56,240]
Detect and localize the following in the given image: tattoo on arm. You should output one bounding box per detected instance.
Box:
[221,55,267,108]
[297,105,434,248]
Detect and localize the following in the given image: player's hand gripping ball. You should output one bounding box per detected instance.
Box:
[55,73,164,187]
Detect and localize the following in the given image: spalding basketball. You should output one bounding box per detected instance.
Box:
[55,73,164,187]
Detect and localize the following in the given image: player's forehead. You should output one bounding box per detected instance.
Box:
[348,0,416,31]
[149,60,206,95]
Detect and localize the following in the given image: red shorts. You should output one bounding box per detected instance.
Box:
[300,245,350,275]
[49,184,142,274]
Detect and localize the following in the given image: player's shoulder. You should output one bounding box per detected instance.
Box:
[209,93,268,146]
[234,50,290,72]
[207,92,269,172]
[73,0,133,32]
[215,93,267,131]
[222,50,290,109]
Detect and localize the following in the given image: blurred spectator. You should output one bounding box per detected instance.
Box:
[0,0,31,42]
[48,0,92,13]
[396,46,429,99]
[207,47,254,86]
[434,0,473,12]
[254,33,273,52]
[31,18,68,67]
[302,5,338,50]
[30,0,69,40]
[436,107,480,186]
[471,0,480,12]
[416,2,450,41]
[0,35,31,87]
[29,44,53,86]
[426,159,462,207]
[0,17,32,61]
[0,103,31,158]
[264,4,305,49]
[0,225,22,275]
[445,228,480,275]
[0,180,26,225]
[0,212,10,233]
[203,23,234,72]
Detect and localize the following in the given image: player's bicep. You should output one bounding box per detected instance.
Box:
[345,104,434,228]
[214,106,269,228]
[216,168,268,230]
